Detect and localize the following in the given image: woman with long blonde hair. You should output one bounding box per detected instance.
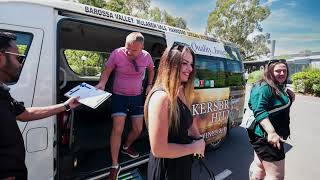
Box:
[144,42,205,180]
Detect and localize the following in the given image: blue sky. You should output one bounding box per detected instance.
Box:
[151,0,320,56]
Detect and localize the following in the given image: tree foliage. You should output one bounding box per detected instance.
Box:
[105,0,150,18]
[206,0,271,61]
[148,8,187,29]
[64,50,106,76]
[78,0,106,8]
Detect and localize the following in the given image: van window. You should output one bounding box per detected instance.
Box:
[0,30,33,83]
[226,60,244,86]
[194,54,245,88]
[195,55,226,88]
[226,60,242,73]
[224,45,241,61]
[64,49,109,76]
[59,19,166,78]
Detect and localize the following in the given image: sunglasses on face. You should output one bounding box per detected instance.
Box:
[267,59,286,67]
[4,51,26,64]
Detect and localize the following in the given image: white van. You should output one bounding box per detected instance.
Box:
[0,0,246,179]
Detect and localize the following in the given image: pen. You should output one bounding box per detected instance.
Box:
[69,87,80,95]
[80,83,91,89]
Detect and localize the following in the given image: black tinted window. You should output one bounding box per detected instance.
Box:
[195,55,226,88]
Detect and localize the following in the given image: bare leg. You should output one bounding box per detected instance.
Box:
[263,159,285,180]
[110,115,126,166]
[249,151,266,180]
[123,116,143,148]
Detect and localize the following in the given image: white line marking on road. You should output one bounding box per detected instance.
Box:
[298,100,320,105]
[215,169,232,180]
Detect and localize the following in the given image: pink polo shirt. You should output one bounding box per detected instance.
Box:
[105,47,154,96]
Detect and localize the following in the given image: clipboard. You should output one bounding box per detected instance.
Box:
[64,82,112,109]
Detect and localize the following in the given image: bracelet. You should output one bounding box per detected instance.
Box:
[64,103,71,111]
[191,136,203,140]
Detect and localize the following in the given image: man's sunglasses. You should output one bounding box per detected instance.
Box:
[267,59,286,66]
[4,51,26,64]
[130,59,139,72]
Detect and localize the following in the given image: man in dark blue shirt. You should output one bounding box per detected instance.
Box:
[0,31,79,180]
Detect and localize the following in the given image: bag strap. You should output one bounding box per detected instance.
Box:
[268,90,291,114]
[195,157,215,180]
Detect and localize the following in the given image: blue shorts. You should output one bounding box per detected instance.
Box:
[111,94,144,118]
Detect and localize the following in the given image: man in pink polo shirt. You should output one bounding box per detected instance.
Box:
[96,32,154,180]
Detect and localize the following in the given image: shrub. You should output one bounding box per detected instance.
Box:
[247,70,263,84]
[292,68,320,96]
[312,84,320,97]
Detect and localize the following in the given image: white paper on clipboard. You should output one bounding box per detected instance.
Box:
[64,82,112,109]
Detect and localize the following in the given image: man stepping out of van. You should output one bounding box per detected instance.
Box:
[96,32,154,180]
[0,31,80,180]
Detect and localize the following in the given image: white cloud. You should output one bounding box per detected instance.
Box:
[263,8,319,31]
[275,43,320,55]
[262,6,320,55]
[262,0,280,6]
[150,0,215,33]
[286,1,297,8]
[271,31,320,55]
[276,33,320,42]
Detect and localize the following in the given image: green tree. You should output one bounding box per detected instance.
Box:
[149,7,162,22]
[206,0,271,61]
[148,8,187,29]
[105,0,150,18]
[64,50,106,76]
[78,0,106,8]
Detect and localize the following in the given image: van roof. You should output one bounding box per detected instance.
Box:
[3,0,225,43]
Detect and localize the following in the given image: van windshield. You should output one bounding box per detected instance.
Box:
[224,45,242,61]
[195,54,244,88]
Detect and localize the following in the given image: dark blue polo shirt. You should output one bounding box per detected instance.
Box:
[0,83,27,179]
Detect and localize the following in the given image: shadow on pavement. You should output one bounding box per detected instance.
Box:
[192,127,253,180]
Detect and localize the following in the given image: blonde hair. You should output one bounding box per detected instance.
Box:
[125,32,144,45]
[144,44,196,132]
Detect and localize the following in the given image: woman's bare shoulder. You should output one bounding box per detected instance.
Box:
[149,90,169,105]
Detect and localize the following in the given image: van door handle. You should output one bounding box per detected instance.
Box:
[60,67,67,89]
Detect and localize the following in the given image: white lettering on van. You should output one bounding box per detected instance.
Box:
[114,14,134,23]
[136,19,157,29]
[192,100,230,116]
[190,42,227,57]
[202,127,227,139]
[85,6,114,18]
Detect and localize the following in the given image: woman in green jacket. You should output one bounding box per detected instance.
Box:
[248,59,295,180]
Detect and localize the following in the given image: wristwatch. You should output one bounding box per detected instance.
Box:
[64,103,71,111]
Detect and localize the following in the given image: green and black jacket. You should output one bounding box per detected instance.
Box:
[248,82,292,139]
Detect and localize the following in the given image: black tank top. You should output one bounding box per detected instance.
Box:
[147,89,194,180]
